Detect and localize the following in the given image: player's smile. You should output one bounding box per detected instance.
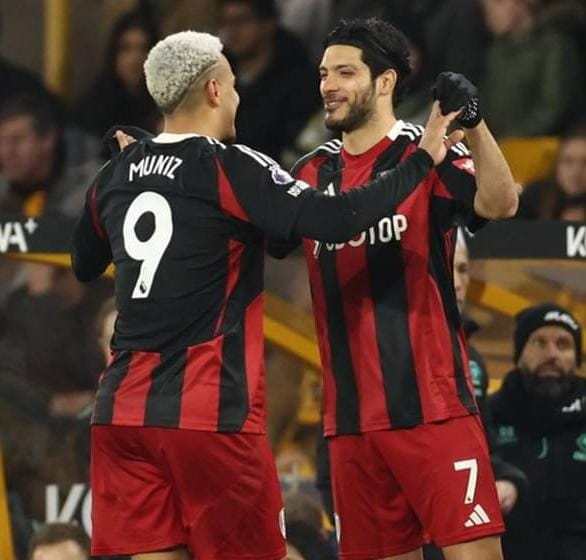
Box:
[324,98,346,112]
[324,92,350,113]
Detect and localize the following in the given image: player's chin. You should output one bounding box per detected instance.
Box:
[324,114,346,131]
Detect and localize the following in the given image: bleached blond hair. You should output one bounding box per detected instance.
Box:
[144,31,224,114]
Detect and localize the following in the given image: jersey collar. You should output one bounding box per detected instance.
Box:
[152,132,204,143]
[341,120,405,165]
[387,120,406,141]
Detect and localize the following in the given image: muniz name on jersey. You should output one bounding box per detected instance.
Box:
[129,154,184,182]
[317,181,408,253]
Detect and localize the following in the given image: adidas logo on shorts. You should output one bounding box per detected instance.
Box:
[464,504,491,527]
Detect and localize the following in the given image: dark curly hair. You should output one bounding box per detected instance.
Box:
[324,18,411,87]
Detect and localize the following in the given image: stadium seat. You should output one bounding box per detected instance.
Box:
[499,136,560,185]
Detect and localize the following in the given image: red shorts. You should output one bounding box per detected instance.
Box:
[91,426,286,560]
[329,415,504,559]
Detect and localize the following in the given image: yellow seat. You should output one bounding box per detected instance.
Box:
[499,137,560,185]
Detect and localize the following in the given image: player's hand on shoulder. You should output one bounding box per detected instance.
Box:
[103,125,153,157]
[419,101,465,166]
[495,479,519,514]
[115,130,137,151]
[433,72,482,129]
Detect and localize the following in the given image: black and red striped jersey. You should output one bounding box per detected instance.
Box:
[71,131,434,433]
[284,121,481,436]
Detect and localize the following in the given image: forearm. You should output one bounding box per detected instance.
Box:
[293,149,432,241]
[466,121,519,218]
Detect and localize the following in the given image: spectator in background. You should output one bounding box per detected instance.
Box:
[276,0,333,64]
[517,126,586,220]
[384,0,490,85]
[285,521,336,560]
[391,15,435,126]
[0,263,106,417]
[0,373,48,559]
[539,0,586,63]
[28,523,89,560]
[480,0,582,138]
[219,0,320,162]
[0,22,50,109]
[284,492,327,536]
[72,10,160,144]
[330,0,385,21]
[286,544,305,560]
[0,94,99,218]
[489,303,586,560]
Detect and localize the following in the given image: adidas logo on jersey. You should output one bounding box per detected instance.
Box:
[464,504,491,527]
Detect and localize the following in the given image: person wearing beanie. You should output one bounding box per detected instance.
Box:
[489,303,586,560]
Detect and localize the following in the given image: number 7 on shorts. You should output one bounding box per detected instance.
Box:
[453,458,478,505]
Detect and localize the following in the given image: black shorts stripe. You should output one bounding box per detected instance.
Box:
[144,348,187,427]
[93,351,132,424]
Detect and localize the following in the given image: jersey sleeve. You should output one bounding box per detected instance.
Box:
[218,144,434,242]
[265,155,313,259]
[71,166,113,282]
[216,144,309,238]
[433,142,485,230]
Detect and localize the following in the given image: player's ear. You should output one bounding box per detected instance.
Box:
[377,68,397,96]
[205,78,221,107]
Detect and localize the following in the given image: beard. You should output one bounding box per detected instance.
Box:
[521,363,577,400]
[324,83,377,134]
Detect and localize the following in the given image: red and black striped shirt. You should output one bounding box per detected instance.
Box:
[286,121,480,436]
[71,131,434,432]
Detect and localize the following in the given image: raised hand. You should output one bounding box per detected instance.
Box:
[433,72,482,128]
[419,101,465,165]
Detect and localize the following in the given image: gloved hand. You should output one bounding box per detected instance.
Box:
[432,72,482,128]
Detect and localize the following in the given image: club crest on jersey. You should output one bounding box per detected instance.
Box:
[452,158,475,176]
[270,165,294,185]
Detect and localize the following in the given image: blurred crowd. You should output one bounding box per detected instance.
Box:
[0,0,585,559]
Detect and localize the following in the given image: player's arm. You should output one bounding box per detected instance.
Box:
[72,127,150,280]
[266,236,301,259]
[433,72,519,219]
[219,145,433,242]
[222,103,460,241]
[291,151,433,241]
[465,122,519,219]
[71,180,112,282]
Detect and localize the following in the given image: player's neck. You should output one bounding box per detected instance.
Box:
[342,111,397,156]
[163,111,224,141]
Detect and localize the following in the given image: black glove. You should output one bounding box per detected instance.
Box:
[103,125,154,157]
[433,72,482,128]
